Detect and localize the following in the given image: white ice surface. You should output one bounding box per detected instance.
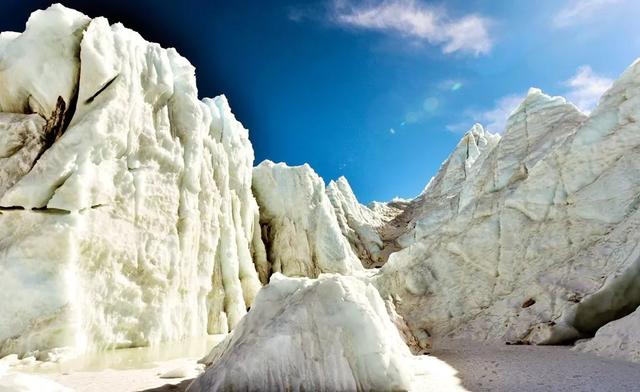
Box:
[372,69,640,347]
[0,5,264,357]
[192,273,416,392]
[252,161,363,278]
[575,306,640,362]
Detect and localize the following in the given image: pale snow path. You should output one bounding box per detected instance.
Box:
[431,339,640,392]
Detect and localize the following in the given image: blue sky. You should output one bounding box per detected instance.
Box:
[3,1,640,202]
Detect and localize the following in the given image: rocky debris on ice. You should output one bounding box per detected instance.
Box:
[252,161,363,279]
[384,298,432,355]
[372,67,640,348]
[0,4,265,357]
[191,273,415,392]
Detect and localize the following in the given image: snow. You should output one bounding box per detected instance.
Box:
[0,4,264,357]
[159,364,204,379]
[0,372,71,392]
[0,4,88,117]
[252,161,363,278]
[192,273,416,392]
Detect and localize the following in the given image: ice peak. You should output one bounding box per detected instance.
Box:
[467,123,485,136]
[333,176,351,190]
[26,4,88,31]
[513,88,568,116]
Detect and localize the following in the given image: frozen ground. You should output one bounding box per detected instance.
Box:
[431,339,640,392]
[8,338,638,391]
[2,335,225,392]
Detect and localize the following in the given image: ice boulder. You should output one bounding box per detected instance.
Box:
[574,306,640,363]
[252,161,363,280]
[190,273,414,392]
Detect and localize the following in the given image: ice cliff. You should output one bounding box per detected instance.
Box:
[0,5,264,357]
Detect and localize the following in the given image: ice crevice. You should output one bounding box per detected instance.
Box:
[83,74,119,104]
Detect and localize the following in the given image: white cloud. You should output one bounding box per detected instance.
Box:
[479,94,524,133]
[447,66,613,135]
[564,66,613,113]
[446,93,523,134]
[446,66,613,135]
[553,0,623,27]
[333,0,492,55]
[389,127,396,134]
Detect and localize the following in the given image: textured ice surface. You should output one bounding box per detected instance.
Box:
[322,71,640,353]
[371,70,640,346]
[327,176,404,267]
[574,306,640,362]
[0,5,263,357]
[192,273,415,392]
[252,161,363,279]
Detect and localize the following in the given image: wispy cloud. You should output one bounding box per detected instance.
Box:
[447,65,614,134]
[447,93,524,134]
[479,94,525,133]
[331,0,493,55]
[564,66,613,113]
[553,0,623,27]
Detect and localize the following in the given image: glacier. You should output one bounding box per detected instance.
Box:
[2,3,640,391]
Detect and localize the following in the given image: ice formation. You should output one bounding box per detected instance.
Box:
[327,177,404,267]
[252,161,363,279]
[574,306,640,362]
[321,71,640,359]
[0,4,264,357]
[191,273,415,392]
[371,77,640,347]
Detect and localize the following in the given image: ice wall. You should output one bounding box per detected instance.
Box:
[0,5,264,357]
[252,161,363,279]
[373,75,640,346]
